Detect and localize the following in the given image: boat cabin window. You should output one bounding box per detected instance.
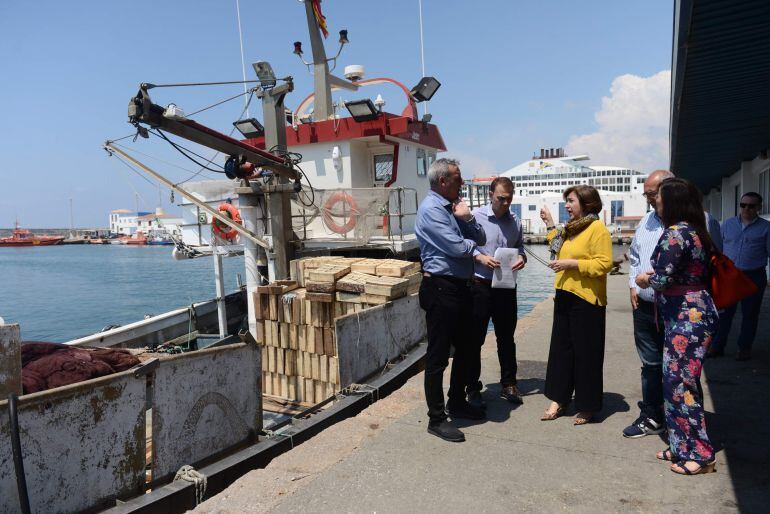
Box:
[417,148,427,176]
[374,153,394,183]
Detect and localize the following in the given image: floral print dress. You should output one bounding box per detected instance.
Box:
[649,222,718,464]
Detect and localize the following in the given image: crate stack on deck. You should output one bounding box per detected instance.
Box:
[255,256,422,405]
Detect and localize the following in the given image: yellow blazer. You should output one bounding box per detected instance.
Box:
[546,220,613,306]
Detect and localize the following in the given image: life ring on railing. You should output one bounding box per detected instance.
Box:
[212,203,242,241]
[322,191,359,234]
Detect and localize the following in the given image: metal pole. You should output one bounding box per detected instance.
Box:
[213,249,227,338]
[239,191,262,338]
[235,0,250,118]
[259,76,295,280]
[418,0,428,117]
[303,0,333,119]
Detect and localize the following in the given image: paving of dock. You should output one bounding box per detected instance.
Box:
[197,273,770,513]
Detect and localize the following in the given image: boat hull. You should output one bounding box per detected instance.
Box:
[0,237,64,246]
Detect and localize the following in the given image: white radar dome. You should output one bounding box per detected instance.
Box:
[344,65,365,82]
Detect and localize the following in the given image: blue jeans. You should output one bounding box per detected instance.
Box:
[633,299,664,422]
[713,268,768,352]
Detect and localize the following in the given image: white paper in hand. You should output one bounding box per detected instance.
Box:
[491,248,519,289]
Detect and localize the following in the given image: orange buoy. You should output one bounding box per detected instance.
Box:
[322,191,358,234]
[212,203,242,241]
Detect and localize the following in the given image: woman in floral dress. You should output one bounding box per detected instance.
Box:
[635,178,718,475]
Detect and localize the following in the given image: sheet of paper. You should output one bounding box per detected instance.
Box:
[491,248,519,289]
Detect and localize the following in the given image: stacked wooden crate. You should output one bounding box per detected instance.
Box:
[255,256,422,406]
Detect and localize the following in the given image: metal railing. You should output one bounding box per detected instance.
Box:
[288,187,419,243]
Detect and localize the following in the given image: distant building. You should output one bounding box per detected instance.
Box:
[109,208,181,236]
[462,149,650,234]
[136,210,183,237]
[110,209,141,235]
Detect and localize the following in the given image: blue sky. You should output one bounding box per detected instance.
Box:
[0,0,673,228]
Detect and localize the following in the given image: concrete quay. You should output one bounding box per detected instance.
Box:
[196,272,770,513]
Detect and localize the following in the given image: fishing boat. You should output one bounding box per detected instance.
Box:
[0,221,64,247]
[1,4,434,513]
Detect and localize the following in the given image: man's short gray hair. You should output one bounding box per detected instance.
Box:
[428,158,460,187]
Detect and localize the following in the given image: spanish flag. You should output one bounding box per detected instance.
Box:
[312,0,329,38]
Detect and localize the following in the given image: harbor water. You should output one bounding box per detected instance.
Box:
[0,244,626,343]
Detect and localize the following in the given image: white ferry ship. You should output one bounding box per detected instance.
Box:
[463,147,650,235]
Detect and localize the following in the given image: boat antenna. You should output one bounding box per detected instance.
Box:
[418,0,428,117]
[235,0,251,118]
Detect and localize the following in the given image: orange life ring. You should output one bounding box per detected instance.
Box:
[322,191,359,234]
[212,203,242,241]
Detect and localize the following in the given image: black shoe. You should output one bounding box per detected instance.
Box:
[500,384,523,404]
[427,420,465,442]
[706,348,724,359]
[447,400,486,420]
[467,390,487,410]
[735,350,752,361]
[622,415,665,438]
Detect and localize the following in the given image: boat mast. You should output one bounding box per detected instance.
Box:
[303,0,333,120]
[418,0,428,117]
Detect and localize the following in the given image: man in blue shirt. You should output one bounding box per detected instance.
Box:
[415,158,486,442]
[467,177,526,409]
[710,192,770,361]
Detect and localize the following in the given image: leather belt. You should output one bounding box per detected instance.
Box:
[422,272,471,286]
[472,276,492,286]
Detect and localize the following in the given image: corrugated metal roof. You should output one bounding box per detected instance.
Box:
[670,0,770,190]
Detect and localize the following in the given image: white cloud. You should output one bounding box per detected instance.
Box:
[566,70,671,173]
[452,149,498,178]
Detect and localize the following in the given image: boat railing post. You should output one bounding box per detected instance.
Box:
[212,248,227,338]
[0,322,22,398]
[237,188,264,338]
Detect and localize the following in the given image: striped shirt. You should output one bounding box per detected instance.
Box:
[629,210,723,302]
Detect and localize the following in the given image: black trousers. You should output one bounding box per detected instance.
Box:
[419,275,474,422]
[469,281,518,390]
[544,289,606,412]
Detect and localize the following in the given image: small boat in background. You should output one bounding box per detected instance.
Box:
[0,221,64,247]
[88,238,107,244]
[147,236,174,245]
[62,232,88,245]
[122,232,148,245]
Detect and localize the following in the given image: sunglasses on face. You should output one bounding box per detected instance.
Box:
[642,191,658,199]
[740,203,759,209]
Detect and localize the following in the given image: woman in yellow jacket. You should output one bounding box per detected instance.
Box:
[539,185,613,425]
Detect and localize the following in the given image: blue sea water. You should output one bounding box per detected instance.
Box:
[0,244,565,343]
[0,245,243,342]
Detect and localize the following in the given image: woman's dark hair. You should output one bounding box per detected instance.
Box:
[563,185,602,215]
[659,177,715,252]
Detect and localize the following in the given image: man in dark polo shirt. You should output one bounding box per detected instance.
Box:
[415,158,486,442]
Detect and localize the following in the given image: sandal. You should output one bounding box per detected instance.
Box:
[573,412,593,425]
[540,403,565,421]
[656,449,680,462]
[670,460,716,475]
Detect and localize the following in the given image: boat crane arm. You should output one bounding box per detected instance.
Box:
[103,142,271,250]
[127,87,299,181]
